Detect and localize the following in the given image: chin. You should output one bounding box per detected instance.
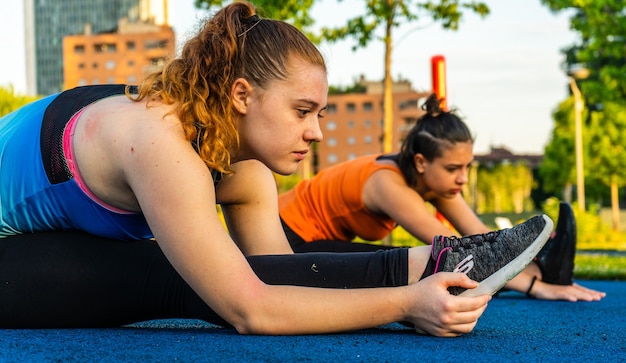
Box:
[440,191,458,199]
[272,164,299,176]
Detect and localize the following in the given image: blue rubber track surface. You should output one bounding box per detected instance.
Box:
[0,280,623,362]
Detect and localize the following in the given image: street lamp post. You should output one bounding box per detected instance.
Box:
[569,77,585,211]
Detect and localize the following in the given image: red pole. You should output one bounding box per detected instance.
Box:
[431,55,447,111]
[431,55,455,231]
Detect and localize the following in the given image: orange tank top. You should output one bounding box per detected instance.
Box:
[279,154,399,242]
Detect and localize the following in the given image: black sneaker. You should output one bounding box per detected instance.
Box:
[421,214,554,297]
[534,202,576,285]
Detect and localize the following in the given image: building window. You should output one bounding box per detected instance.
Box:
[346,103,356,113]
[363,102,373,112]
[127,41,136,50]
[128,60,135,67]
[326,121,337,131]
[364,119,372,128]
[145,39,168,50]
[327,137,337,147]
[327,104,337,113]
[399,99,418,110]
[127,75,137,83]
[364,135,373,144]
[327,154,338,164]
[94,43,116,53]
[105,60,115,70]
[74,44,85,54]
[347,136,356,145]
[107,77,115,84]
[78,62,85,69]
[348,153,357,160]
[92,62,98,69]
[347,120,355,128]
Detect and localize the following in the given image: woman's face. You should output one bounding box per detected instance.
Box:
[236,57,327,175]
[415,141,474,199]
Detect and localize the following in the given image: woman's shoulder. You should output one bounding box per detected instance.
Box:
[86,95,182,135]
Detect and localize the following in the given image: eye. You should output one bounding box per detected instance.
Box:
[298,109,311,117]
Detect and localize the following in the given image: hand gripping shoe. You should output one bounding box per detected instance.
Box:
[534,202,576,285]
[422,214,554,297]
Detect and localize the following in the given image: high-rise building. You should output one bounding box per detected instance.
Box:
[24,0,168,96]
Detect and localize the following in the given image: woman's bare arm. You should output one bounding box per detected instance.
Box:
[218,159,294,256]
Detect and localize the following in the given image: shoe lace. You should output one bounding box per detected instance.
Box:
[434,231,500,252]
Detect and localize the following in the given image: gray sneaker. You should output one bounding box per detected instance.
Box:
[423,214,554,297]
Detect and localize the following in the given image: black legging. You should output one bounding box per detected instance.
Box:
[0,231,408,328]
[282,219,398,253]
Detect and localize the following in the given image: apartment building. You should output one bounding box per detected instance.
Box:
[316,78,430,171]
[63,18,175,89]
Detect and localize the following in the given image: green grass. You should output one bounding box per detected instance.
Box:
[575,253,626,280]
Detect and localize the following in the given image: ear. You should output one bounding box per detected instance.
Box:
[413,153,427,174]
[231,78,252,114]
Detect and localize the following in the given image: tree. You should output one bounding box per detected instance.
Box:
[319,1,489,152]
[195,0,319,39]
[541,0,626,106]
[541,0,626,228]
[539,97,577,202]
[587,102,626,231]
[474,162,534,214]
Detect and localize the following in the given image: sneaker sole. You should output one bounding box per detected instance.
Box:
[458,214,554,297]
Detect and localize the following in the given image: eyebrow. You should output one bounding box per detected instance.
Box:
[445,161,473,168]
[297,98,327,111]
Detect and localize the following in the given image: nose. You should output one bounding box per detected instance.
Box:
[457,169,468,185]
[305,117,323,143]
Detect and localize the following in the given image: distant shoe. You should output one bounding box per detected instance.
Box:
[422,214,554,296]
[534,202,576,285]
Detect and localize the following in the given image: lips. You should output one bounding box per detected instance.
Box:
[294,150,308,160]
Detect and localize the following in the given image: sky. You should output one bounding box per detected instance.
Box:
[0,0,577,155]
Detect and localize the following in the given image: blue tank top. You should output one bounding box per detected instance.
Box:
[0,85,152,240]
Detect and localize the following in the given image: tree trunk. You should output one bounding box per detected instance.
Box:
[382,0,394,153]
[611,174,621,231]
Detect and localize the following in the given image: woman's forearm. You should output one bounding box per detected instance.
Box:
[230,284,409,335]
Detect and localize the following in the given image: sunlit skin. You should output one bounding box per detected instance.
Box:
[362,141,606,301]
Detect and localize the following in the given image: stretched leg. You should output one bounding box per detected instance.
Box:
[248,249,407,288]
[282,218,397,252]
[291,239,397,252]
[0,231,408,328]
[0,231,217,327]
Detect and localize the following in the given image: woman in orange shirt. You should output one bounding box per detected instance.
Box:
[279,94,605,302]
